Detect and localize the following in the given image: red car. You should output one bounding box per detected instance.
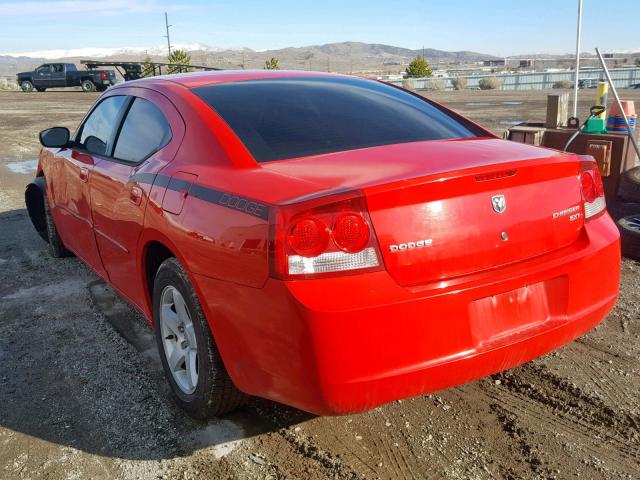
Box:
[25,71,620,417]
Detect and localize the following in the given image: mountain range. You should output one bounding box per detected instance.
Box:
[0,41,500,76]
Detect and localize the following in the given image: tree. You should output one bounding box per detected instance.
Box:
[405,56,432,78]
[141,56,155,77]
[168,49,192,74]
[264,57,280,70]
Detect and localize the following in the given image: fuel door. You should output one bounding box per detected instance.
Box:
[162,172,198,215]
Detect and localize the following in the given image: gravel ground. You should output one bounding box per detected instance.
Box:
[0,88,639,479]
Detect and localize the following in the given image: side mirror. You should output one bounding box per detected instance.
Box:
[39,127,70,148]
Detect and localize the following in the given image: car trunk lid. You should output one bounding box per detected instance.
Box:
[263,138,585,285]
[364,160,583,285]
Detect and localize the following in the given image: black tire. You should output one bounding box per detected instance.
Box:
[81,80,96,92]
[609,198,640,221]
[43,189,72,258]
[618,166,640,204]
[618,214,640,261]
[153,258,247,418]
[20,80,34,92]
[36,87,46,92]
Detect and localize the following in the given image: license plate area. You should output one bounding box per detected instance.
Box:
[468,276,568,348]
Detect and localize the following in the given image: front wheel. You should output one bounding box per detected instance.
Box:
[153,258,247,418]
[20,80,34,92]
[81,80,96,92]
[43,189,72,258]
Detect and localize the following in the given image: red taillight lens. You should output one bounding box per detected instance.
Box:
[332,212,370,253]
[580,171,597,203]
[270,191,382,279]
[100,72,107,80]
[288,216,329,256]
[579,159,606,220]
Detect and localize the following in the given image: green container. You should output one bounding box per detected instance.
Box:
[583,117,607,134]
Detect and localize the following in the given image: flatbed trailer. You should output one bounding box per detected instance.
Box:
[80,60,222,81]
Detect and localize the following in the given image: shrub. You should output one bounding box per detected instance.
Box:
[553,80,573,89]
[478,77,503,90]
[402,77,417,90]
[264,57,280,70]
[451,77,467,90]
[0,78,20,90]
[428,78,447,91]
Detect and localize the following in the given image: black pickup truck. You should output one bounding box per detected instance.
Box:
[16,63,116,92]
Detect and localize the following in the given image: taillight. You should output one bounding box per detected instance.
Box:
[579,160,606,219]
[270,191,382,279]
[100,72,107,80]
[288,216,329,256]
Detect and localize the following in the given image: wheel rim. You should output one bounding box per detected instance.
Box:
[22,82,32,91]
[623,215,640,232]
[159,285,198,394]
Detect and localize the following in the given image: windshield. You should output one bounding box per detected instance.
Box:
[193,77,483,162]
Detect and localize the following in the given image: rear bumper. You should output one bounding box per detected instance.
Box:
[196,213,620,415]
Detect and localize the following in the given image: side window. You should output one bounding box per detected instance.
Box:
[113,98,172,163]
[52,64,63,73]
[36,65,50,74]
[77,95,127,156]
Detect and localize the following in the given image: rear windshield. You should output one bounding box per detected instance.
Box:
[193,77,482,162]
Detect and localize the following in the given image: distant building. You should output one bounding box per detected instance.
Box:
[483,59,505,67]
[519,59,533,68]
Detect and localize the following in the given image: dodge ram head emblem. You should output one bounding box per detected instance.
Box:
[491,194,506,214]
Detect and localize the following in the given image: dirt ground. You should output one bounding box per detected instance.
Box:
[1,88,639,480]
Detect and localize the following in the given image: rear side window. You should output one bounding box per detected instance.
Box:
[77,95,127,156]
[193,77,482,162]
[113,97,172,163]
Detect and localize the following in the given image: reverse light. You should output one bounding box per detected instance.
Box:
[270,191,382,279]
[579,160,606,219]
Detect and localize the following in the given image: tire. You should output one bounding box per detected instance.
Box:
[153,258,247,418]
[43,189,72,258]
[96,85,107,92]
[81,80,96,92]
[609,198,640,221]
[618,214,640,261]
[618,166,640,204]
[36,87,46,92]
[20,80,34,92]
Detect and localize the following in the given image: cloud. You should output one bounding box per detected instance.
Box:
[0,0,189,16]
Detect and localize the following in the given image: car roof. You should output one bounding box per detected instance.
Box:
[129,69,352,89]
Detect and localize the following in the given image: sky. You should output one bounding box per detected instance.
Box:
[0,0,639,56]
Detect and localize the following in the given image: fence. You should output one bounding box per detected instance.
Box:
[391,67,640,91]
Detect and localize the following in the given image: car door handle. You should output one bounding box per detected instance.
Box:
[79,166,89,182]
[129,186,142,205]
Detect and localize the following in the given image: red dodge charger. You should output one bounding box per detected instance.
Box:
[25,71,620,417]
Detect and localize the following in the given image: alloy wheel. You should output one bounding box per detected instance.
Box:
[159,285,198,394]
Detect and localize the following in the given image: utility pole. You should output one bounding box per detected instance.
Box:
[349,44,352,75]
[164,12,172,58]
[572,0,583,119]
